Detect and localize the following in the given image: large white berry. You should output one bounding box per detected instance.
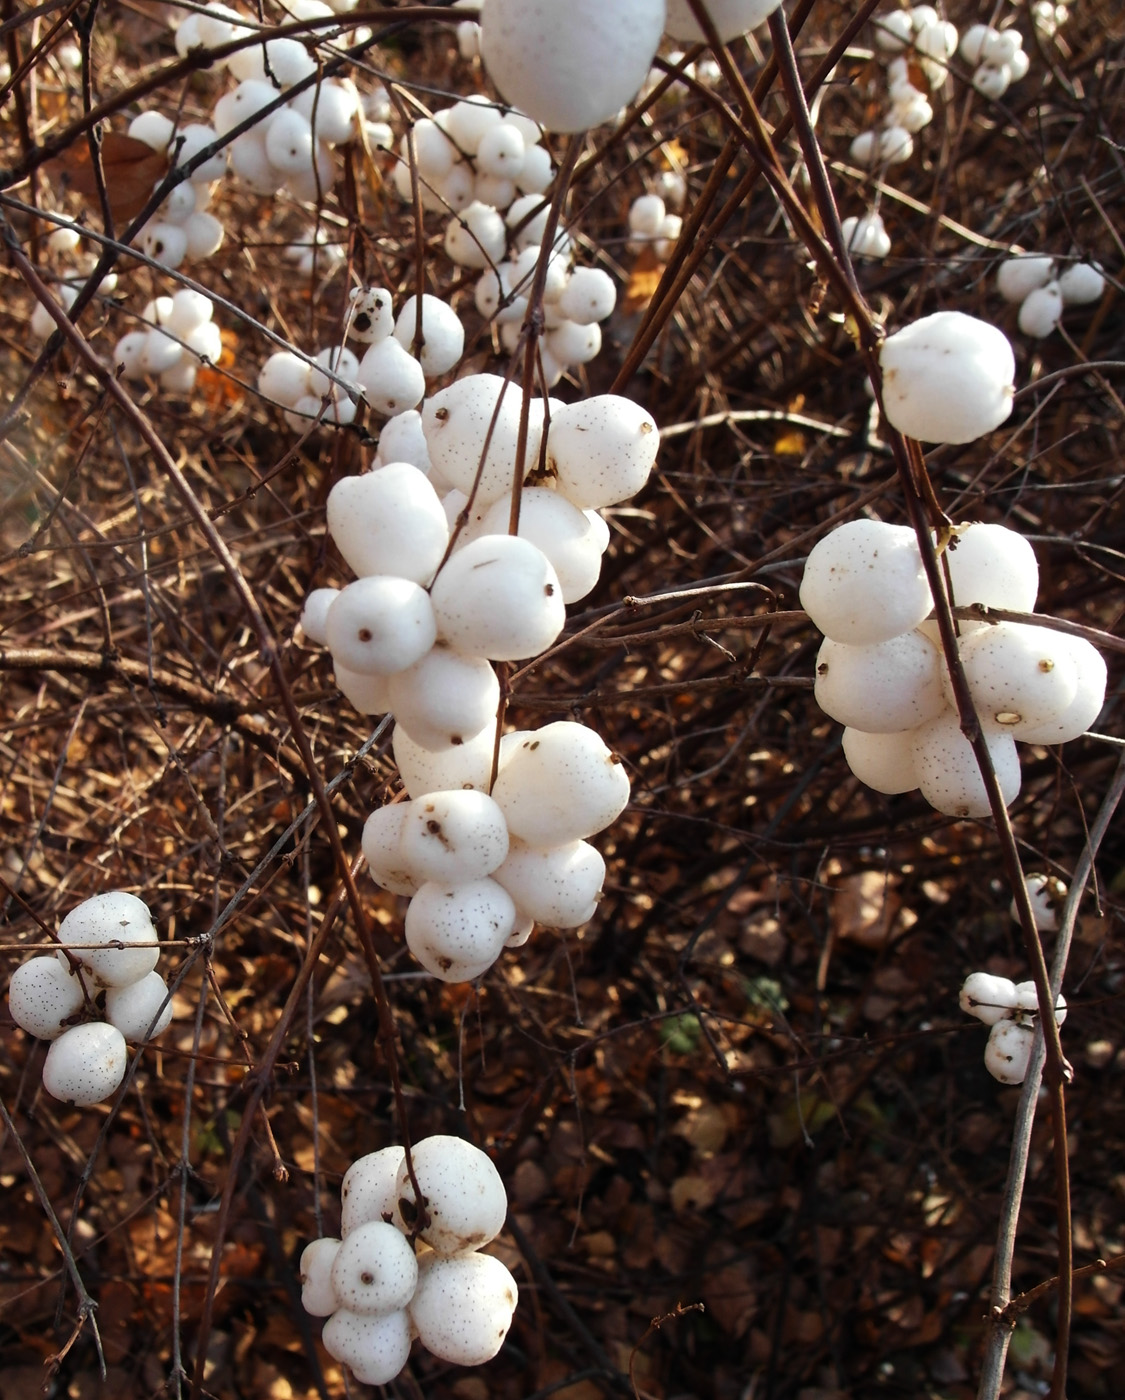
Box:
[299,1237,341,1316]
[330,1220,418,1314]
[341,1145,406,1237]
[327,464,449,586]
[664,0,783,42]
[944,522,1039,613]
[951,622,1078,730]
[841,727,919,795]
[321,1308,412,1386]
[387,648,501,751]
[104,971,173,1041]
[492,838,605,927]
[399,790,510,886]
[800,520,933,646]
[42,1022,128,1105]
[325,577,437,675]
[409,1251,518,1365]
[491,721,630,847]
[815,631,946,732]
[8,956,86,1040]
[56,891,159,989]
[546,395,658,510]
[404,878,517,982]
[393,1134,508,1254]
[959,972,1018,1025]
[481,0,665,133]
[879,311,1015,444]
[392,723,497,800]
[911,710,1021,818]
[984,1019,1034,1084]
[430,534,566,661]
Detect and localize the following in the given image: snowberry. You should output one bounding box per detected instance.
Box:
[841,212,891,260]
[355,337,426,417]
[477,121,526,179]
[445,201,507,269]
[400,790,510,886]
[959,972,1018,1025]
[422,374,538,504]
[409,1251,518,1364]
[404,878,517,982]
[951,622,1078,730]
[290,79,360,145]
[42,1021,128,1105]
[849,131,879,167]
[1011,873,1067,933]
[184,211,224,259]
[841,727,919,795]
[393,294,465,378]
[546,394,658,510]
[1058,261,1105,305]
[481,0,665,133]
[330,1220,418,1314]
[166,289,213,337]
[8,956,86,1040]
[515,141,553,194]
[375,410,434,475]
[321,1308,412,1386]
[348,287,395,344]
[299,1237,341,1317]
[879,311,1015,444]
[405,117,458,181]
[325,577,436,676]
[361,804,422,897]
[479,489,605,604]
[170,123,226,182]
[815,631,946,733]
[629,193,667,241]
[878,125,914,165]
[341,1145,406,1236]
[664,0,783,42]
[944,521,1039,613]
[259,349,311,408]
[387,647,500,751]
[104,971,173,1041]
[911,709,1021,819]
[335,663,392,716]
[430,534,566,661]
[128,109,175,151]
[545,318,602,368]
[1015,634,1106,744]
[491,721,630,847]
[875,8,915,51]
[1018,281,1063,338]
[1013,980,1067,1026]
[444,95,504,154]
[492,838,605,927]
[557,266,616,324]
[114,331,149,380]
[56,891,159,988]
[800,520,933,646]
[327,465,449,585]
[392,723,497,801]
[984,1019,1034,1084]
[972,63,1012,101]
[394,1134,508,1254]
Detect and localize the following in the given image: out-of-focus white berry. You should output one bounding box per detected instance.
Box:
[1058,261,1105,306]
[1011,873,1067,932]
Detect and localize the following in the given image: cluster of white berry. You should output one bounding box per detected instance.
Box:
[1031,0,1075,39]
[122,108,228,269]
[626,193,683,263]
[300,1137,518,1384]
[7,892,171,1106]
[28,235,119,342]
[803,517,1107,818]
[298,376,656,980]
[853,6,957,173]
[958,22,1031,101]
[113,289,222,396]
[997,253,1106,340]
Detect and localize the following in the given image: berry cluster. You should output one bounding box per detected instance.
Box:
[299,377,657,980]
[997,253,1106,340]
[8,892,171,1106]
[114,290,222,397]
[802,520,1107,818]
[300,1137,518,1383]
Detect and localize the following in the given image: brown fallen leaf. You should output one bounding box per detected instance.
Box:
[52,131,169,224]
